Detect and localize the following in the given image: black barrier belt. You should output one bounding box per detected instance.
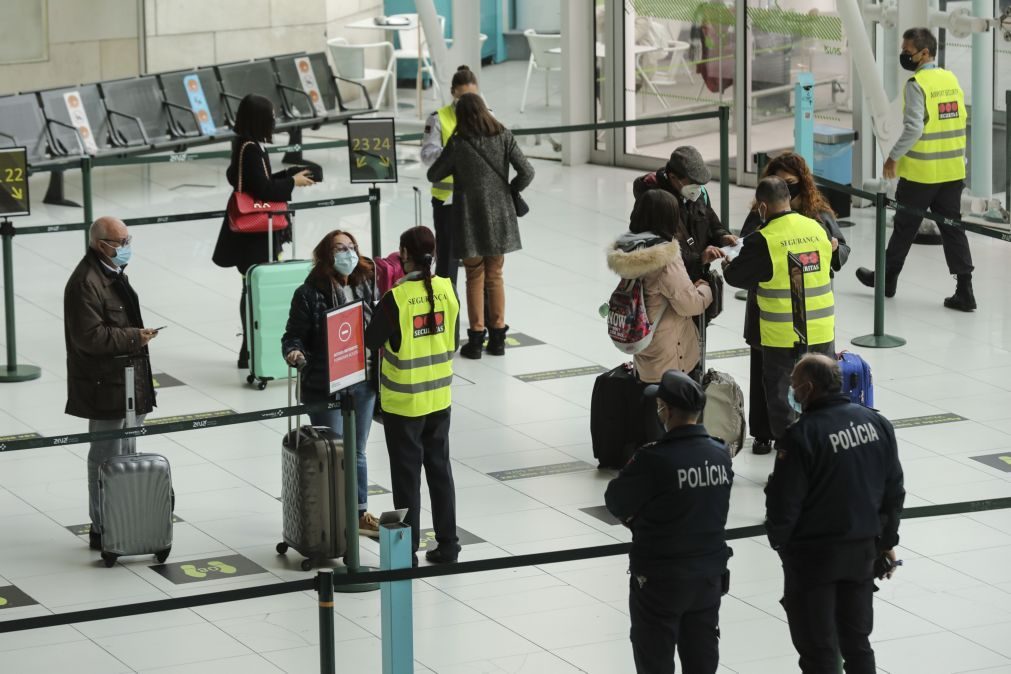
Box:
[0,399,341,452]
[1,497,1008,633]
[13,194,373,236]
[814,176,1010,243]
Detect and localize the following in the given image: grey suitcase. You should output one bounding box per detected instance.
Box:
[99,365,174,567]
[696,314,746,457]
[276,367,348,571]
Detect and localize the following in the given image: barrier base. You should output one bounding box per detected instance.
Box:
[333,564,380,593]
[734,290,747,301]
[0,364,41,383]
[837,219,855,228]
[851,334,906,349]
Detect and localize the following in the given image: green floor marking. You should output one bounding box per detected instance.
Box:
[489,461,596,481]
[516,365,607,383]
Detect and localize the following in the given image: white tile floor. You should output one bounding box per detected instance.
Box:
[1,72,1011,673]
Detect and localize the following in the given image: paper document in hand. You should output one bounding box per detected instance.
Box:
[721,241,744,261]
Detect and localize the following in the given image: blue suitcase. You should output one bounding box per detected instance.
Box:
[838,352,873,407]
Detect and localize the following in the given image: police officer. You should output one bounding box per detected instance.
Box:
[724,176,836,446]
[605,369,733,674]
[364,226,461,565]
[420,65,480,287]
[632,145,737,280]
[766,354,905,674]
[856,27,975,311]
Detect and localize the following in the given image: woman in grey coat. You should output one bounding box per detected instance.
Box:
[427,93,534,359]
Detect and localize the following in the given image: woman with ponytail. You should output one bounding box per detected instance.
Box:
[365,226,461,565]
[282,230,380,537]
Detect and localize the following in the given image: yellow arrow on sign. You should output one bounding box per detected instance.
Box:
[10,186,23,200]
[356,156,367,169]
[379,156,390,168]
[999,456,1011,466]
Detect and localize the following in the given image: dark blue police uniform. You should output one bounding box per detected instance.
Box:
[606,424,733,674]
[766,393,904,674]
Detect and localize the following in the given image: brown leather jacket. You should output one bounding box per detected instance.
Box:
[64,250,155,420]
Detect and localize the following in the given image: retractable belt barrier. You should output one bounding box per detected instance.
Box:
[1,496,1009,634]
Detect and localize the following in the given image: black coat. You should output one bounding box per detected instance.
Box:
[64,250,156,420]
[212,138,295,274]
[281,275,376,400]
[738,209,850,346]
[632,168,732,280]
[765,394,904,553]
[605,424,733,579]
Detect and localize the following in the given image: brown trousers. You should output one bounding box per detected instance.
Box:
[462,255,505,331]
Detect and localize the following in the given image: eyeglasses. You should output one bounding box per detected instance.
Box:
[334,243,357,253]
[100,236,132,248]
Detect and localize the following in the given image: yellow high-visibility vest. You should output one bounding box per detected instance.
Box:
[431,104,456,201]
[380,276,459,418]
[897,67,967,184]
[757,212,835,348]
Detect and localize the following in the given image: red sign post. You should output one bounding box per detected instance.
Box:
[326,301,367,394]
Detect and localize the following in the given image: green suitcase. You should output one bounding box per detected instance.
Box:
[245,259,312,389]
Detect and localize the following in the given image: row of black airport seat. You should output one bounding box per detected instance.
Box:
[0,50,373,171]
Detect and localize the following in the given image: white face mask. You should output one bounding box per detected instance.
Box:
[680,184,703,202]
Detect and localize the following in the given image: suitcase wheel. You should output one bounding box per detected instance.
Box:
[300,558,314,572]
[276,542,289,555]
[256,380,268,390]
[101,552,118,568]
[155,547,171,564]
[246,374,255,385]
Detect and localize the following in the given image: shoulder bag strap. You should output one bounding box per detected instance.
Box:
[236,141,255,194]
[459,135,510,189]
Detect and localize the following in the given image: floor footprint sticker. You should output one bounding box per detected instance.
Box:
[207,560,237,574]
[180,564,207,579]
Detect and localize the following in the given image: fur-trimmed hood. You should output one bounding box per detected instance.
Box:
[607,232,682,279]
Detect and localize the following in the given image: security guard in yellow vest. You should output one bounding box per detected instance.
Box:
[420,66,480,287]
[857,27,975,311]
[365,226,461,565]
[725,177,836,443]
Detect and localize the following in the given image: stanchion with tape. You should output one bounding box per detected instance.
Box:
[369,186,382,259]
[316,569,336,674]
[0,219,41,382]
[380,521,414,674]
[334,393,378,593]
[852,192,906,349]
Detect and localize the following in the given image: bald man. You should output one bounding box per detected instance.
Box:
[64,217,158,551]
[765,354,904,674]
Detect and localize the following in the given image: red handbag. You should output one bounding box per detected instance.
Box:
[227,141,290,233]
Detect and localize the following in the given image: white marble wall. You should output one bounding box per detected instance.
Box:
[0,0,140,95]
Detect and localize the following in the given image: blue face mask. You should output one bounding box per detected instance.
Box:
[334,249,359,276]
[111,244,132,267]
[787,386,803,414]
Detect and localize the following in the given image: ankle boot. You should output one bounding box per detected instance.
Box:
[460,329,486,359]
[943,274,976,312]
[486,325,509,356]
[855,267,898,298]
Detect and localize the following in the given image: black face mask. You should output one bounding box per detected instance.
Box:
[787,182,802,200]
[899,52,918,72]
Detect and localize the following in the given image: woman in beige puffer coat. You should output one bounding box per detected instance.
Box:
[606,190,713,384]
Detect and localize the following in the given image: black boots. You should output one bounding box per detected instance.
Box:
[461,329,486,359]
[855,267,897,298]
[486,326,509,356]
[944,274,976,312]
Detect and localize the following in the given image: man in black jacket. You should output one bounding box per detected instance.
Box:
[766,354,904,674]
[632,146,736,280]
[606,370,733,674]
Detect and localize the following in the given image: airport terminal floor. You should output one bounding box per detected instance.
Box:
[1,127,1011,673]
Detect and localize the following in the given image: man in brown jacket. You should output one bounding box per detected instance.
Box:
[64,216,158,550]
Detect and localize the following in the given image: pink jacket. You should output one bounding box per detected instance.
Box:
[374,252,404,297]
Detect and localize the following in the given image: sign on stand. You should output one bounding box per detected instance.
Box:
[0,148,29,217]
[788,252,808,351]
[347,118,397,184]
[326,301,367,393]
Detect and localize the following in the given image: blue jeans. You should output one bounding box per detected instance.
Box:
[307,381,375,512]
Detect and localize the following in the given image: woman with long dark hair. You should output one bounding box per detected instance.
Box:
[282,229,380,537]
[740,152,849,455]
[365,226,461,566]
[426,93,534,359]
[213,93,314,368]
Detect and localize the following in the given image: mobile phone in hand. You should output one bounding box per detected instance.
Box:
[152,326,167,332]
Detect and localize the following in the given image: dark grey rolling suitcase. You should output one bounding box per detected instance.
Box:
[99,365,174,567]
[276,367,348,571]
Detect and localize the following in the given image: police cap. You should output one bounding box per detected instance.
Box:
[644,369,707,412]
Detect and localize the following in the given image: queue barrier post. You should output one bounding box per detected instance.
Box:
[380,522,414,674]
[335,391,379,593]
[316,569,336,674]
[369,186,382,259]
[718,106,730,231]
[1006,91,1010,213]
[0,219,41,383]
[81,157,93,251]
[852,191,906,349]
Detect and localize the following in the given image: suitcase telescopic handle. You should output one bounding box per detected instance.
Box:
[287,356,308,448]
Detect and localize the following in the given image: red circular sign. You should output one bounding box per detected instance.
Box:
[338,321,352,342]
